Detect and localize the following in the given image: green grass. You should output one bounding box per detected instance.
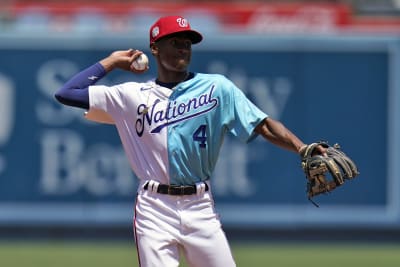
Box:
[232,243,400,267]
[0,241,399,267]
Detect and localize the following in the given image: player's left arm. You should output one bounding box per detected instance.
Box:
[254,117,306,154]
[255,117,327,156]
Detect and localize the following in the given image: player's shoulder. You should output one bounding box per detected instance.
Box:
[193,73,234,90]
[115,79,156,90]
[193,73,236,92]
[195,73,229,82]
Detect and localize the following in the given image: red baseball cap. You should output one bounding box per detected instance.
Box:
[149,15,203,45]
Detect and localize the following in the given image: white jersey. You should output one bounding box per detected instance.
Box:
[87,73,267,185]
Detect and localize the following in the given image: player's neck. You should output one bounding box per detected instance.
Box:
[157,70,189,83]
[156,72,193,89]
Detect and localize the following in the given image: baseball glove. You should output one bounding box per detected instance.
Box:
[300,141,359,207]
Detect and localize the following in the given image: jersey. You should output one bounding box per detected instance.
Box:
[87,73,268,185]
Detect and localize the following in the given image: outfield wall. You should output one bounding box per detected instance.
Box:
[0,33,399,228]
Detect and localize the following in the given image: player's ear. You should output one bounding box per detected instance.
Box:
[150,43,158,56]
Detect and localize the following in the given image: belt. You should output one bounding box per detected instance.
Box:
[143,182,209,195]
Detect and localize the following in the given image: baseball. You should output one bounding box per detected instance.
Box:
[131,53,149,71]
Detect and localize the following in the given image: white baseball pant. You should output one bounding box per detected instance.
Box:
[134,181,236,267]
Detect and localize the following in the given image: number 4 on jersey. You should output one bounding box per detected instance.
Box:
[193,124,207,148]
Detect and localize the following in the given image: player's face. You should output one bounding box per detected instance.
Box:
[154,33,192,72]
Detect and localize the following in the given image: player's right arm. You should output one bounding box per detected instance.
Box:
[54,63,106,109]
[55,49,144,109]
[99,49,145,73]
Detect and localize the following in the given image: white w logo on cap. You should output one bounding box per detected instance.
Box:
[176,18,188,28]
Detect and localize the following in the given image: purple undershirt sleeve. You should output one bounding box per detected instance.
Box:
[54,62,107,109]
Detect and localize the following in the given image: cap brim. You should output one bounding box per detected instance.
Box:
[154,29,203,45]
[186,30,203,44]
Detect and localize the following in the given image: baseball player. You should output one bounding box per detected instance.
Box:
[55,15,326,267]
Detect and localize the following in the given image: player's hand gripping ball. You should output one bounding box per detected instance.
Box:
[131,53,149,71]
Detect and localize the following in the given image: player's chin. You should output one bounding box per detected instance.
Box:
[174,60,190,71]
[174,64,189,72]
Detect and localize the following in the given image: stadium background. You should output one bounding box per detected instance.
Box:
[1,0,400,266]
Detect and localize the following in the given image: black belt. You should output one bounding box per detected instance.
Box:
[143,182,209,195]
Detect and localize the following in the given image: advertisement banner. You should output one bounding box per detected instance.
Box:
[0,35,399,227]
